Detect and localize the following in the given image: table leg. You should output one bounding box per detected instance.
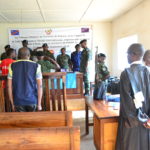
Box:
[85,103,89,135]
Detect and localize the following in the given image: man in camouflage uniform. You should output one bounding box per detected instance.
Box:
[80,39,92,96]
[93,53,110,100]
[57,48,72,71]
[95,53,110,82]
[42,43,55,60]
[36,51,60,73]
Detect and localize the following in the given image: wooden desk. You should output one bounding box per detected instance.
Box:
[85,96,119,150]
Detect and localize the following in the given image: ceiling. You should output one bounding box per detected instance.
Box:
[0,0,144,23]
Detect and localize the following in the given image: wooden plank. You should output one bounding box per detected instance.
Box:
[0,80,5,112]
[51,78,56,111]
[57,78,62,111]
[45,79,50,111]
[0,127,80,150]
[0,111,72,128]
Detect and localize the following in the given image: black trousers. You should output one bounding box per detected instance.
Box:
[15,105,37,112]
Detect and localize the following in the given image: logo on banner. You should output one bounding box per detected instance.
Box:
[81,28,89,33]
[11,30,19,35]
[45,29,52,35]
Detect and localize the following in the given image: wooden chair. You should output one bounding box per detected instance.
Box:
[43,72,67,111]
[0,111,72,128]
[0,127,80,150]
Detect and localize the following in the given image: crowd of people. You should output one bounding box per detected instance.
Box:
[0,39,110,112]
[2,39,150,149]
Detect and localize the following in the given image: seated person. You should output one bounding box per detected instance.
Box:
[143,50,150,67]
[1,45,10,60]
[7,48,43,112]
[71,44,81,72]
[36,51,60,72]
[57,48,72,71]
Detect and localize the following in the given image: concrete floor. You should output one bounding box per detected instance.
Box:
[74,118,96,150]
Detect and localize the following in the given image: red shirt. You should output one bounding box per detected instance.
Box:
[0,58,15,88]
[0,58,15,75]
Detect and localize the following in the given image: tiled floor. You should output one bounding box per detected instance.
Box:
[74,118,96,150]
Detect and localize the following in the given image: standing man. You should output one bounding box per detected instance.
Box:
[42,43,55,60]
[95,53,110,82]
[0,45,10,60]
[57,48,72,71]
[22,40,32,54]
[7,47,43,112]
[71,44,81,72]
[80,39,92,96]
[94,53,110,100]
[116,43,150,150]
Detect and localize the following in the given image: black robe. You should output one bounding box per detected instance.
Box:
[116,64,150,150]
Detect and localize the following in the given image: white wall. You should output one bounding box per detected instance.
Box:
[0,22,112,70]
[112,0,150,76]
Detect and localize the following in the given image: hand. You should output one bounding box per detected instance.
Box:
[37,105,42,111]
[143,120,150,129]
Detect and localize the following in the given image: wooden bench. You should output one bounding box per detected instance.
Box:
[0,111,72,128]
[0,127,80,150]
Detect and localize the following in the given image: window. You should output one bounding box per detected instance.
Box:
[117,34,138,70]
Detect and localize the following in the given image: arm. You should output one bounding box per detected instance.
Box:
[36,79,43,111]
[45,57,60,70]
[33,47,42,51]
[7,64,15,111]
[8,79,15,111]
[120,71,139,128]
[36,64,43,111]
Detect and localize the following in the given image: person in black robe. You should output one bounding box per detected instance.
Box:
[116,43,150,150]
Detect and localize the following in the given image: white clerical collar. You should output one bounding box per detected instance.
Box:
[130,61,142,66]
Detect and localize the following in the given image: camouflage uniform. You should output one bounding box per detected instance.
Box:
[80,48,92,94]
[57,54,72,70]
[43,50,55,60]
[96,62,109,82]
[37,60,56,73]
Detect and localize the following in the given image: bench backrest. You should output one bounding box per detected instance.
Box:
[0,127,80,150]
[0,111,72,128]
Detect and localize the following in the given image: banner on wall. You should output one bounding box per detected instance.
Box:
[8,26,92,56]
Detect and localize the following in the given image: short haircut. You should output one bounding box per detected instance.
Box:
[4,45,10,49]
[98,53,106,58]
[75,44,80,49]
[61,47,66,51]
[128,43,145,57]
[42,43,48,48]
[36,51,44,57]
[80,39,87,44]
[6,48,15,57]
[18,47,30,59]
[22,40,28,44]
[143,50,150,61]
